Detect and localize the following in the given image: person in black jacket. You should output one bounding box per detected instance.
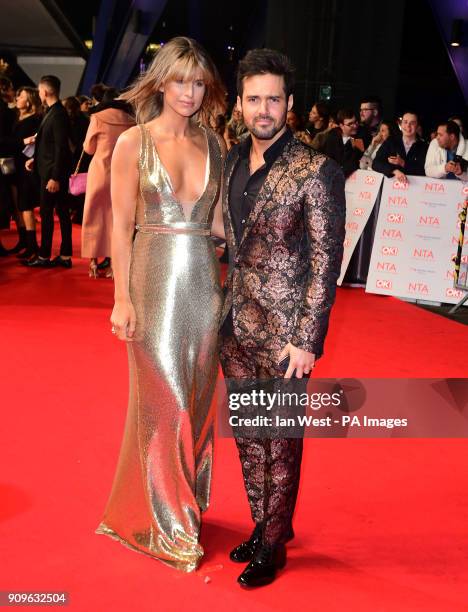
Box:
[372,111,428,182]
[8,87,43,259]
[24,75,72,268]
[318,108,364,178]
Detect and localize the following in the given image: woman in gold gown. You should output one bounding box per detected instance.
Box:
[96,37,226,572]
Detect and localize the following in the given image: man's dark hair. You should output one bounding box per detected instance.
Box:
[360,95,382,113]
[401,110,420,124]
[39,75,61,96]
[237,48,295,98]
[101,87,119,105]
[90,83,107,102]
[337,108,356,124]
[439,120,460,139]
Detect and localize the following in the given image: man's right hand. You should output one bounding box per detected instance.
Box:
[25,159,34,172]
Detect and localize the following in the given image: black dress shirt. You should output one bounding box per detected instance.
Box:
[229,128,293,245]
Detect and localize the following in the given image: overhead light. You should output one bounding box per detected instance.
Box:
[450,19,463,47]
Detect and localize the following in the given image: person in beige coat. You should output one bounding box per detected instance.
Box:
[81,90,134,277]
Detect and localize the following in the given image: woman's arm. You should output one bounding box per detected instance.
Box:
[110,127,140,341]
[83,115,99,156]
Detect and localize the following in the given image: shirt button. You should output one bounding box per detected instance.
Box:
[243,191,247,196]
[241,219,246,224]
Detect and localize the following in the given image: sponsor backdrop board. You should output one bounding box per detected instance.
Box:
[338,170,384,285]
[366,176,468,303]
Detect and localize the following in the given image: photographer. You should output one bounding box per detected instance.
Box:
[425,120,468,181]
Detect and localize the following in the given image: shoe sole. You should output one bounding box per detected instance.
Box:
[230,555,253,563]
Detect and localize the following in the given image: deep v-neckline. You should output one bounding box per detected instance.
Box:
[144,124,210,222]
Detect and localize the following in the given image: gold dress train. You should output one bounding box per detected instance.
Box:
[96,124,223,572]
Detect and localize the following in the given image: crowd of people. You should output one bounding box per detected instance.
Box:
[0,76,134,276]
[0,74,467,274]
[282,97,468,183]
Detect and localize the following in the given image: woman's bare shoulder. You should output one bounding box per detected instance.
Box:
[118,124,142,145]
[114,125,142,156]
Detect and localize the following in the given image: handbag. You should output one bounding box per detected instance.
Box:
[0,157,16,175]
[69,149,87,195]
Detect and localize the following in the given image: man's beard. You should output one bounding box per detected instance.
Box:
[245,111,287,140]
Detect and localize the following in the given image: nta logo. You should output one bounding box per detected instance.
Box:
[425,183,445,193]
[418,216,440,226]
[408,282,429,294]
[413,248,434,259]
[388,196,407,207]
[382,229,402,239]
[376,262,397,272]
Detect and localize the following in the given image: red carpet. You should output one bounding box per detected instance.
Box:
[1,225,467,611]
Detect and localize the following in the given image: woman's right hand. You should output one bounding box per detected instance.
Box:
[111,301,136,342]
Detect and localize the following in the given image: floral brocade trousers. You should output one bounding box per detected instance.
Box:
[219,333,304,546]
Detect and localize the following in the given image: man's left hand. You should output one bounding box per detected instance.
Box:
[46,179,60,193]
[279,342,316,379]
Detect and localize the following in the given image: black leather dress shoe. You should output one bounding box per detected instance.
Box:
[230,524,262,563]
[50,256,72,269]
[237,543,286,588]
[22,256,52,267]
[230,524,294,563]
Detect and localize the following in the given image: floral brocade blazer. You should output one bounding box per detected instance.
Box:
[221,136,346,360]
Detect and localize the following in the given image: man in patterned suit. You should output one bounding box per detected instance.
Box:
[219,48,345,587]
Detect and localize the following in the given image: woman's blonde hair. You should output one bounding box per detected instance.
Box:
[121,36,226,125]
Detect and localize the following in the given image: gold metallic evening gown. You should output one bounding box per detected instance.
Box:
[96,124,223,572]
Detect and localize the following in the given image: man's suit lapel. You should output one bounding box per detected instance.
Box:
[237,138,294,253]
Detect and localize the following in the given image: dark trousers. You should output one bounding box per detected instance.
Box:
[220,333,304,546]
[39,180,72,259]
